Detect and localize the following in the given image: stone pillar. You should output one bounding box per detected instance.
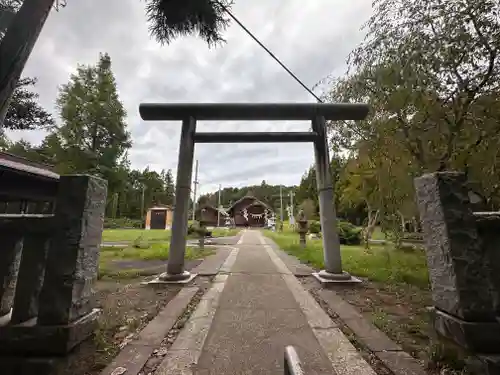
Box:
[11,233,50,324]
[0,234,22,317]
[164,117,196,281]
[37,175,106,326]
[311,116,353,282]
[415,172,500,374]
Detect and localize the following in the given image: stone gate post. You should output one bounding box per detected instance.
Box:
[415,172,500,374]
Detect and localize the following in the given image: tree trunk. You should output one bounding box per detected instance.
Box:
[363,208,380,249]
[398,211,406,233]
[0,0,55,127]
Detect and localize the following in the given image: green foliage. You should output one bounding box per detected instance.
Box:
[53,53,131,176]
[264,231,430,289]
[101,229,171,243]
[132,235,149,249]
[145,0,233,46]
[308,220,321,234]
[299,199,317,220]
[306,220,362,245]
[187,221,211,237]
[323,0,500,215]
[104,217,143,229]
[3,77,54,131]
[3,54,177,220]
[337,221,362,245]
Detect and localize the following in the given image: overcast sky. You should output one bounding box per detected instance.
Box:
[9,0,372,196]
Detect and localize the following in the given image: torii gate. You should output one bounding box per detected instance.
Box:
[139,102,368,284]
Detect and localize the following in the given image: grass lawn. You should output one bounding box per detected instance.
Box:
[101,228,240,243]
[265,231,429,288]
[98,242,214,279]
[102,229,171,242]
[370,226,386,240]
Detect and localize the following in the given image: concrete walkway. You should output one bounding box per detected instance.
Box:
[155,230,375,375]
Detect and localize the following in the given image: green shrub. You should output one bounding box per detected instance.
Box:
[188,222,211,237]
[104,217,143,229]
[308,220,321,234]
[307,220,362,245]
[132,235,149,249]
[338,221,362,245]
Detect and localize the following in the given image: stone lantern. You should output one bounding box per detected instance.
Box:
[198,209,208,249]
[296,209,308,248]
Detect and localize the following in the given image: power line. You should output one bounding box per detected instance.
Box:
[221,4,323,103]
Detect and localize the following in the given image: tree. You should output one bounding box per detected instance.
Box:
[295,154,347,219]
[0,0,61,126]
[3,77,53,130]
[0,0,234,127]
[163,169,175,205]
[299,199,316,220]
[325,0,500,211]
[53,52,131,185]
[0,1,53,133]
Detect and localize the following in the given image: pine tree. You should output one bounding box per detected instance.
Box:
[54,52,131,183]
[164,169,175,205]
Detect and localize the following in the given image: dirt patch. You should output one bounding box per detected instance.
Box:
[52,276,189,375]
[327,280,432,360]
[301,276,447,374]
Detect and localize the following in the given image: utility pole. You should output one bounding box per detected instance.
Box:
[217,184,222,227]
[141,184,145,221]
[289,190,295,225]
[192,159,199,221]
[280,185,284,231]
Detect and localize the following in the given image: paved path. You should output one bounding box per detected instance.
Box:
[156,230,376,375]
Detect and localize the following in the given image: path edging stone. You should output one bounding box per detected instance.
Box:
[154,246,239,375]
[317,288,427,375]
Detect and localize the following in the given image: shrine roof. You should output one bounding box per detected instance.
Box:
[228,195,271,213]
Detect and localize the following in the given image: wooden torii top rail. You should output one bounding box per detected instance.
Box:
[139,102,369,121]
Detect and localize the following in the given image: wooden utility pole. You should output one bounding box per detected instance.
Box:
[141,184,145,221]
[191,159,199,220]
[217,184,222,226]
[279,185,284,231]
[289,190,295,225]
[0,0,56,126]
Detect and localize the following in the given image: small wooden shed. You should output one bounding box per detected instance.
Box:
[145,205,173,230]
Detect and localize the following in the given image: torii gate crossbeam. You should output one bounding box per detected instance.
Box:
[139,102,369,284]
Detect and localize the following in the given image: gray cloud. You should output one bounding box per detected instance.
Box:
[8,0,372,195]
